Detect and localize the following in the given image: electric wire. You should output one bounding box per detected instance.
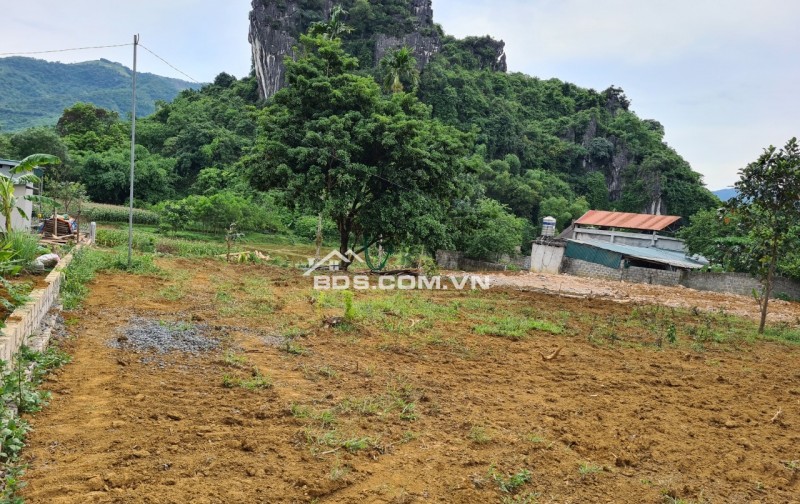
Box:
[138,44,200,83]
[0,43,131,56]
[1,41,201,84]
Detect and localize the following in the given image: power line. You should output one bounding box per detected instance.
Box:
[138,44,200,83]
[1,41,201,85]
[0,43,131,56]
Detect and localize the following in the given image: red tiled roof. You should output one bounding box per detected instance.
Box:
[574,210,681,232]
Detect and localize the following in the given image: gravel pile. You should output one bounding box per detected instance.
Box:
[111,317,220,354]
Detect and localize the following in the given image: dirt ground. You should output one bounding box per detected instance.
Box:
[20,258,800,503]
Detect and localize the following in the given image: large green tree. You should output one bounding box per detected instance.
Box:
[246,33,471,267]
[729,138,800,333]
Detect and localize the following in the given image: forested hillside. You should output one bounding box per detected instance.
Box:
[249,0,718,222]
[0,57,201,131]
[0,1,720,260]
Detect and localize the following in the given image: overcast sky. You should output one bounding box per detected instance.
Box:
[3,0,799,190]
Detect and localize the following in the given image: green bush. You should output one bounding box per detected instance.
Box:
[153,192,290,235]
[2,231,47,272]
[457,199,525,261]
[292,215,337,242]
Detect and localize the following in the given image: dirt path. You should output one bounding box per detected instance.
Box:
[20,259,800,503]
[487,271,800,324]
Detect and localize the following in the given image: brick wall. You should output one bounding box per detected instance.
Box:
[0,247,78,367]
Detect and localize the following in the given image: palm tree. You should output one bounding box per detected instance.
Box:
[309,5,353,40]
[380,47,419,94]
[0,154,60,234]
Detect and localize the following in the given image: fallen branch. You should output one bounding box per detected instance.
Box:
[368,269,420,277]
[540,347,563,362]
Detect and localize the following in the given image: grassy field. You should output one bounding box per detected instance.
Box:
[10,235,799,503]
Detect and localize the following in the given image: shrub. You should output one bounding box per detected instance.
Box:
[457,199,525,261]
[2,231,47,272]
[293,215,337,242]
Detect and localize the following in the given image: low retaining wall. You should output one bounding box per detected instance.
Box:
[563,258,800,299]
[0,248,78,365]
[435,250,531,272]
[683,271,800,299]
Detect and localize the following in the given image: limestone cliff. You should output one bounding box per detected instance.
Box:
[248,0,505,99]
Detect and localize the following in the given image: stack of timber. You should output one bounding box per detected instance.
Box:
[41,216,76,241]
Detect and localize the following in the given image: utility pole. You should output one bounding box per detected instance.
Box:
[128,34,139,267]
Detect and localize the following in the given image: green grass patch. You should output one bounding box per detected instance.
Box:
[763,325,800,344]
[61,248,159,309]
[1,343,70,502]
[474,316,562,340]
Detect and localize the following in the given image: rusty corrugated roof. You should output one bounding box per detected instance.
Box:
[574,210,681,231]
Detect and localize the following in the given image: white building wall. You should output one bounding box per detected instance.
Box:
[0,184,34,231]
[530,243,565,274]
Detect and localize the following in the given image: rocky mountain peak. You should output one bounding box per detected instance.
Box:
[248,0,505,100]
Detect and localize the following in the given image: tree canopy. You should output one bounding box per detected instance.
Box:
[246,34,471,262]
[729,138,800,332]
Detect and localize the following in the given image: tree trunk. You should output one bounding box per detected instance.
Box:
[338,220,351,272]
[314,213,323,261]
[759,242,779,334]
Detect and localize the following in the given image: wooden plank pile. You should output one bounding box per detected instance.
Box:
[42,217,76,239]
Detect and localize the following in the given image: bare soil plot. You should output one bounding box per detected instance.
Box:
[487,271,800,324]
[20,258,800,503]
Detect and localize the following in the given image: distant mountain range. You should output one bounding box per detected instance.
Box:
[0,57,202,131]
[713,188,737,202]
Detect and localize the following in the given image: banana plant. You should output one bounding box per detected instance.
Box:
[0,154,60,234]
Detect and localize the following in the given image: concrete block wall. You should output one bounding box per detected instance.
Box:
[460,258,512,272]
[624,266,682,286]
[564,257,800,300]
[772,277,800,299]
[435,250,463,270]
[681,271,800,300]
[682,272,759,298]
[562,258,623,281]
[0,249,77,367]
[436,250,530,272]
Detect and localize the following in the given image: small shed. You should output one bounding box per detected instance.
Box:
[0,158,35,232]
[565,239,707,272]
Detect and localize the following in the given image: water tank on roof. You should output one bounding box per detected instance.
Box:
[541,216,557,237]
